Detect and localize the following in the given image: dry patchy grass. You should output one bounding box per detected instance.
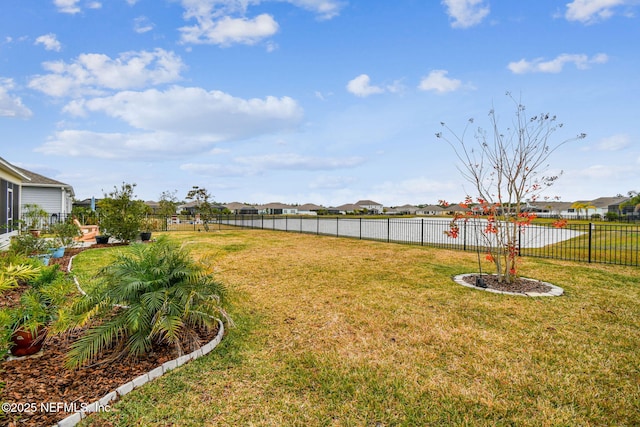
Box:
[77,229,640,426]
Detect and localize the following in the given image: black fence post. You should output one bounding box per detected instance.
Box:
[421,219,424,246]
[517,224,522,256]
[588,223,593,264]
[463,222,467,251]
[387,218,390,243]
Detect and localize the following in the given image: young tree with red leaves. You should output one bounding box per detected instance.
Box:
[436,92,586,283]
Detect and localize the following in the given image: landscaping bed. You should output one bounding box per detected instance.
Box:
[1,244,220,427]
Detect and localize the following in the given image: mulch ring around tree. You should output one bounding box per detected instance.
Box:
[1,244,220,427]
[454,273,564,296]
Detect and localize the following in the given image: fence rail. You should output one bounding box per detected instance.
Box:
[23,213,640,267]
[210,215,639,267]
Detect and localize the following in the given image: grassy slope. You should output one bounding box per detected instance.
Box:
[75,230,640,426]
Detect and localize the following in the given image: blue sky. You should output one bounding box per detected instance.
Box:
[1,0,638,206]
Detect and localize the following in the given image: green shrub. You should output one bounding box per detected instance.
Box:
[97,182,148,243]
[49,220,82,248]
[66,236,229,369]
[605,212,619,221]
[9,233,53,257]
[0,263,40,293]
[1,264,74,357]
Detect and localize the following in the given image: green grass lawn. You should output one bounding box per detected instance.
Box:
[75,230,640,426]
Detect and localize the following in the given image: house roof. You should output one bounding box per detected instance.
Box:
[421,204,445,211]
[13,165,74,196]
[335,203,362,211]
[298,203,323,211]
[447,204,470,211]
[225,202,256,211]
[0,157,31,181]
[579,197,629,208]
[356,200,382,206]
[260,202,294,209]
[526,201,573,211]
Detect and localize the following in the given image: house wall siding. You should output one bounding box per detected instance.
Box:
[22,187,70,216]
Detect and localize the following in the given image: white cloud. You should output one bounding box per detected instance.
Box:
[442,0,490,28]
[54,0,101,13]
[418,70,462,93]
[36,130,177,159]
[70,86,303,136]
[177,0,343,46]
[37,86,304,160]
[596,134,631,151]
[179,1,279,46]
[54,0,81,14]
[180,162,254,177]
[346,74,385,97]
[0,78,33,118]
[35,33,62,52]
[36,129,235,160]
[234,153,364,170]
[508,53,609,74]
[28,48,185,97]
[179,152,362,179]
[180,13,279,46]
[309,175,356,190]
[372,177,458,206]
[565,0,635,24]
[134,16,155,34]
[284,0,345,20]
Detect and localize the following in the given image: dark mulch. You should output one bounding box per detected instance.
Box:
[1,244,220,427]
[462,274,553,294]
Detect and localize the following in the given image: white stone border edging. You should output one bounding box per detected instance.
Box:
[453,273,564,297]
[53,253,226,427]
[54,319,224,427]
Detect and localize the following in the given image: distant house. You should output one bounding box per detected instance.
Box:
[0,157,29,248]
[526,197,631,219]
[259,203,298,215]
[386,204,445,216]
[144,200,160,212]
[14,166,74,223]
[73,198,100,211]
[178,200,226,215]
[420,205,446,216]
[443,204,470,216]
[297,203,324,215]
[225,202,259,215]
[387,204,417,215]
[523,201,570,217]
[590,196,633,217]
[356,200,383,214]
[334,204,363,215]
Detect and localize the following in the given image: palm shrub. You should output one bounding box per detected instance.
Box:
[66,236,229,369]
[1,264,75,358]
[0,262,40,293]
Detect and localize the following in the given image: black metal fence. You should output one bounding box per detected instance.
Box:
[210,215,639,267]
[24,213,640,267]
